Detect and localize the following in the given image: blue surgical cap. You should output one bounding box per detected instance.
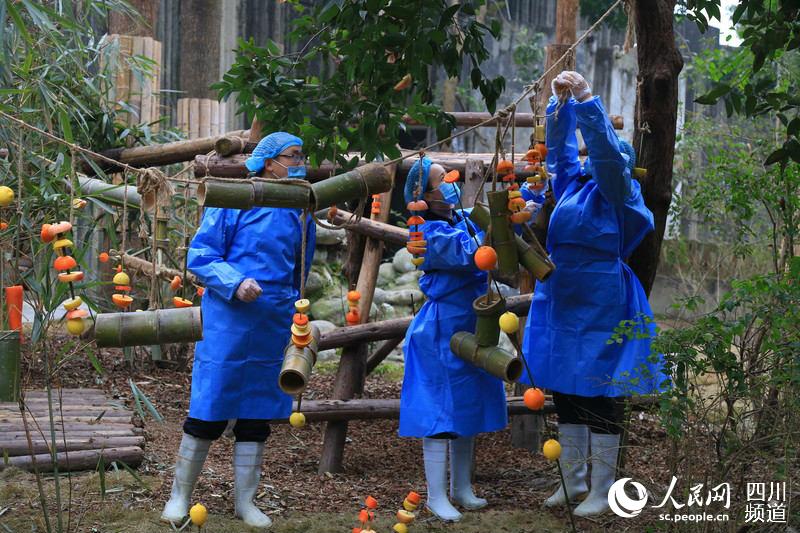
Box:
[617,138,636,171]
[245,131,304,173]
[404,156,432,205]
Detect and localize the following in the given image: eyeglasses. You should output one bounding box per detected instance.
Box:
[277,153,307,164]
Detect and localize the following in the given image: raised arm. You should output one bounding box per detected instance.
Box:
[544,95,581,201]
[187,208,247,302]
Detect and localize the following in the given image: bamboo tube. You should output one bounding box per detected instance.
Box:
[214,135,250,157]
[473,294,505,347]
[177,98,189,134]
[486,190,519,277]
[199,99,211,139]
[115,35,133,114]
[210,100,220,136]
[93,307,202,348]
[140,37,153,126]
[469,203,555,281]
[199,163,392,211]
[189,98,200,140]
[278,325,320,395]
[129,36,144,124]
[450,331,523,383]
[75,175,142,207]
[0,330,20,403]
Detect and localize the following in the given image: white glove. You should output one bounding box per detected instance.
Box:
[551,76,571,100]
[235,278,262,303]
[558,71,592,102]
[523,200,542,215]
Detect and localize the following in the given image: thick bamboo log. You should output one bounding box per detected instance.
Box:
[73,176,142,208]
[93,307,203,348]
[473,295,505,347]
[121,253,199,285]
[318,208,409,247]
[199,163,393,211]
[214,135,252,157]
[450,332,523,383]
[469,203,555,281]
[487,190,519,277]
[0,446,144,472]
[365,337,404,375]
[0,436,144,456]
[0,330,20,403]
[80,129,248,172]
[317,293,533,350]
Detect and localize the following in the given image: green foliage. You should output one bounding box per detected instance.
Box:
[510,28,545,86]
[682,0,800,166]
[580,0,628,32]
[214,0,505,167]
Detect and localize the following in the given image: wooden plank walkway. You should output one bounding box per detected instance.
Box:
[0,389,144,472]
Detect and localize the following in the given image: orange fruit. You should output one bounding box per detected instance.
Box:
[535,142,548,158]
[53,255,77,271]
[347,290,361,303]
[406,491,421,505]
[98,252,109,263]
[112,294,133,308]
[443,170,460,183]
[523,388,545,411]
[173,296,193,308]
[393,73,412,91]
[365,495,378,509]
[473,246,497,271]
[170,275,182,291]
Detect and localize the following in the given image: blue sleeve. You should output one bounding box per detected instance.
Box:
[294,214,316,293]
[575,96,631,206]
[545,96,581,201]
[187,208,247,302]
[420,220,483,272]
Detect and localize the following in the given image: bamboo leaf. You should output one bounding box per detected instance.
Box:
[97,453,106,499]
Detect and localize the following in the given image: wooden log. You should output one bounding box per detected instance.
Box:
[79,129,248,173]
[0,415,132,424]
[0,436,145,456]
[460,158,487,208]
[214,135,250,157]
[319,168,395,473]
[317,294,533,350]
[1,427,141,437]
[121,253,199,285]
[318,208,408,247]
[365,337,404,375]
[0,446,144,472]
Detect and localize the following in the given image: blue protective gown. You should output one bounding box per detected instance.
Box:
[186,205,316,421]
[520,96,667,397]
[399,211,508,437]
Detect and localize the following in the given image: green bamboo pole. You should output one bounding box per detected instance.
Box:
[93,307,202,348]
[310,163,392,209]
[469,203,555,281]
[486,190,518,277]
[278,325,321,395]
[473,294,505,347]
[450,331,523,383]
[0,330,20,402]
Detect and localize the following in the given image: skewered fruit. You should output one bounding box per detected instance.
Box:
[410,257,425,266]
[289,412,306,428]
[173,297,193,308]
[295,299,310,314]
[58,271,84,283]
[98,252,109,263]
[112,271,130,286]
[54,255,77,271]
[443,170,460,183]
[111,294,133,309]
[62,297,83,311]
[393,73,412,91]
[474,246,498,271]
[396,510,415,524]
[189,503,208,527]
[524,387,545,411]
[170,276,182,291]
[0,186,14,207]
[499,312,519,334]
[66,319,85,335]
[402,498,418,512]
[543,438,562,461]
[392,524,408,533]
[406,492,421,505]
[365,496,378,510]
[496,160,514,175]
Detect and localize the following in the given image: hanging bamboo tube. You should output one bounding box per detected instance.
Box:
[198,163,392,211]
[469,203,555,281]
[486,190,518,277]
[278,325,321,395]
[0,330,20,403]
[450,331,522,383]
[473,294,505,347]
[93,307,202,348]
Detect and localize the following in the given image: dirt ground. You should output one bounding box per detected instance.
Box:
[1,338,685,532]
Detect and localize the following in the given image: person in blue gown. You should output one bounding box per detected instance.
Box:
[520,72,669,517]
[398,156,508,522]
[161,132,315,528]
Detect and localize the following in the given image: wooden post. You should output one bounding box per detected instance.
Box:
[318,166,396,474]
[459,158,486,208]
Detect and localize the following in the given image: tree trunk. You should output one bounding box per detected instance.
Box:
[178,0,222,99]
[628,0,684,296]
[109,0,159,37]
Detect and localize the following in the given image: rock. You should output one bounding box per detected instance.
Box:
[392,248,416,274]
[317,348,338,362]
[315,226,347,246]
[395,270,421,286]
[372,287,388,305]
[311,247,328,266]
[311,296,346,325]
[310,320,337,336]
[375,303,397,320]
[387,339,405,363]
[383,288,424,306]
[305,267,334,296]
[378,262,395,286]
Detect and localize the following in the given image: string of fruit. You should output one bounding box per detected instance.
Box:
[41,221,91,336]
[352,495,378,533]
[345,289,361,326]
[392,491,420,533]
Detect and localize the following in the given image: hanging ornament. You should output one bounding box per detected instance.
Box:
[45,221,90,335]
[346,290,361,326]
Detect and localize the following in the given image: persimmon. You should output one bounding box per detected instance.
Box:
[524,387,545,410]
[473,246,497,271]
[443,170,460,183]
[54,255,77,271]
[98,252,110,263]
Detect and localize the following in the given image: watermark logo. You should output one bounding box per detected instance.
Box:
[608,478,649,518]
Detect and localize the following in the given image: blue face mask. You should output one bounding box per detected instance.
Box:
[286,165,307,179]
[438,182,461,206]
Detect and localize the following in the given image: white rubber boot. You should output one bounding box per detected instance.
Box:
[449,436,488,510]
[422,438,462,522]
[544,424,589,507]
[161,433,212,524]
[574,432,621,517]
[233,441,272,529]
